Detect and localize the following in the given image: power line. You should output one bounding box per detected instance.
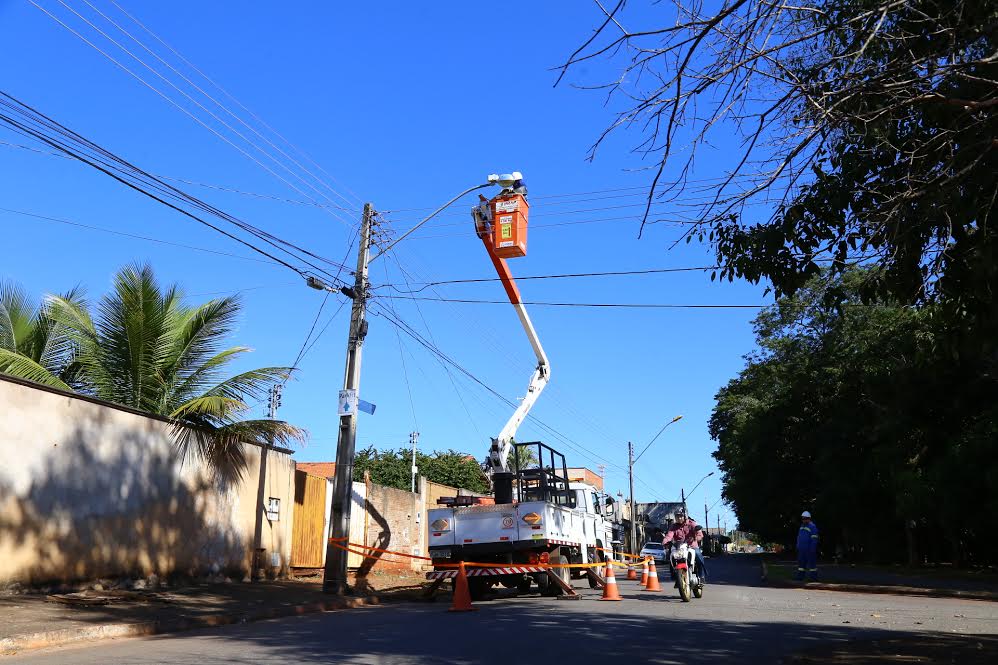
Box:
[105,0,364,209]
[79,0,360,216]
[381,295,766,309]
[29,0,357,230]
[370,302,624,471]
[0,135,357,211]
[0,206,275,265]
[0,90,352,285]
[376,266,718,293]
[286,291,331,382]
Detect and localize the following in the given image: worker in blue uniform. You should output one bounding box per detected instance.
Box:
[795,511,819,581]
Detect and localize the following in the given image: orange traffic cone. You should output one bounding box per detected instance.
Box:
[599,559,623,601]
[626,561,638,581]
[645,559,663,592]
[640,558,649,586]
[449,561,477,612]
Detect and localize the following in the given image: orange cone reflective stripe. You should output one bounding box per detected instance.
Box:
[645,558,662,592]
[640,558,649,586]
[449,561,476,612]
[600,558,623,601]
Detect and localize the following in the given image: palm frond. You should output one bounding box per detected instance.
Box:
[203,367,295,403]
[0,349,72,391]
[170,394,249,423]
[0,280,36,352]
[165,346,250,412]
[171,419,306,484]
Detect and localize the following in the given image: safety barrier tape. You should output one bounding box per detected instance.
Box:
[328,539,638,570]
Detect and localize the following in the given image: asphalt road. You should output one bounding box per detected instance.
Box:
[9,556,998,664]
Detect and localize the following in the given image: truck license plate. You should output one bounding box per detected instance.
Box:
[429,548,452,560]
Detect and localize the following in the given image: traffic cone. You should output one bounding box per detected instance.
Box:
[449,561,476,612]
[639,558,649,586]
[626,561,638,581]
[645,559,663,592]
[599,559,623,601]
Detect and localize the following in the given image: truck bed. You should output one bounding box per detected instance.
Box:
[428,501,583,556]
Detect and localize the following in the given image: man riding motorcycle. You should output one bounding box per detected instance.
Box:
[661,507,707,584]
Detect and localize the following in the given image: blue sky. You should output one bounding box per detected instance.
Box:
[0,1,773,529]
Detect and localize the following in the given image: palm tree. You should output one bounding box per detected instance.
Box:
[2,264,304,481]
[0,281,82,390]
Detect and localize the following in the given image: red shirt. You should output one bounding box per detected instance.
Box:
[661,518,704,546]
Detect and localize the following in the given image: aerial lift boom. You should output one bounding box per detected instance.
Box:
[472,192,550,503]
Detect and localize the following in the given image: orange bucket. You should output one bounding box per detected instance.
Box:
[491,194,529,259]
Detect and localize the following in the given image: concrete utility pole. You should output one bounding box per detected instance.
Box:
[323,203,374,594]
[628,441,636,554]
[252,383,282,579]
[410,431,419,493]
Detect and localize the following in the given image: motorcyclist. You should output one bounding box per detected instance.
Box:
[661,506,707,584]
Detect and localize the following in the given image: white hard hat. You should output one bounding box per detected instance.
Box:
[801,511,811,518]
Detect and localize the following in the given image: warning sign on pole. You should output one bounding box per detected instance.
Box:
[338,389,358,416]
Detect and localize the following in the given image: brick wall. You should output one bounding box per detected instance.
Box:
[361,481,423,573]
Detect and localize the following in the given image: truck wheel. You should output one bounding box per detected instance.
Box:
[548,552,571,595]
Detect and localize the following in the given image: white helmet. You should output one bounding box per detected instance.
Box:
[801,511,812,518]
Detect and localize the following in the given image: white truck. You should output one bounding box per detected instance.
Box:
[428,471,614,597]
[425,176,615,598]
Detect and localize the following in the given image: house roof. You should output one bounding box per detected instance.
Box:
[296,462,336,478]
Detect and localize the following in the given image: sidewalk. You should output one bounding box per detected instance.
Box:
[762,558,998,601]
[0,573,433,657]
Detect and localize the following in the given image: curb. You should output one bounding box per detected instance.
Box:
[0,596,380,657]
[765,578,998,602]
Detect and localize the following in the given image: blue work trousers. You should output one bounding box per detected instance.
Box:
[797,550,817,580]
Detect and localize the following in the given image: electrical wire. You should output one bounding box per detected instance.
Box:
[29,0,357,230]
[105,0,364,209]
[77,0,360,216]
[376,266,718,293]
[0,90,353,285]
[1,206,274,265]
[381,295,765,309]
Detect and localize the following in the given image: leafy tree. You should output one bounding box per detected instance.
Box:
[711,269,998,564]
[353,446,488,494]
[0,264,304,481]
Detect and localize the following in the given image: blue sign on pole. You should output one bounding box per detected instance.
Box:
[358,399,377,416]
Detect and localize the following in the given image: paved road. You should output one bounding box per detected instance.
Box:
[9,556,998,664]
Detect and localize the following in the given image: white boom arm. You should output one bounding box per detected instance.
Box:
[473,198,551,479]
[489,302,550,473]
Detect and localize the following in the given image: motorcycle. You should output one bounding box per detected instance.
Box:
[669,528,705,602]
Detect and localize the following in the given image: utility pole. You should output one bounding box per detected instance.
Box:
[705,500,710,554]
[628,442,636,554]
[323,203,374,594]
[253,384,282,579]
[681,488,686,515]
[410,431,419,493]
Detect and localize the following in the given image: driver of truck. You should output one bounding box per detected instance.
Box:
[661,507,707,584]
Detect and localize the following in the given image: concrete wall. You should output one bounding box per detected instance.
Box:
[0,375,295,584]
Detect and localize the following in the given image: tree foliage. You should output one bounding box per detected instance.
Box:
[353,446,489,494]
[561,0,997,313]
[711,270,998,564]
[0,264,305,482]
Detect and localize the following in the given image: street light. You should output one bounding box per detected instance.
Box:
[628,414,683,555]
[368,174,518,263]
[682,471,715,511]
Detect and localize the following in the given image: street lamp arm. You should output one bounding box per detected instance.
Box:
[633,414,683,464]
[686,471,715,501]
[369,182,494,262]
